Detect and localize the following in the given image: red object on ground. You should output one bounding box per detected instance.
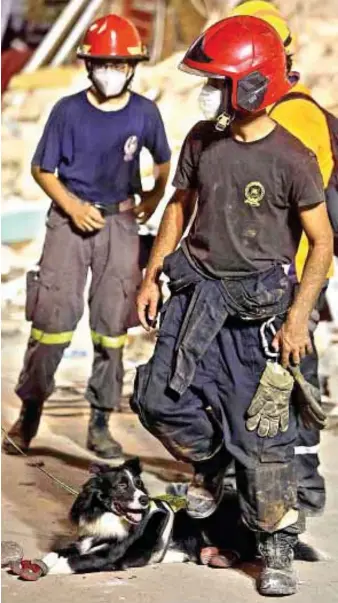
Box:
[200,546,239,568]
[10,558,47,581]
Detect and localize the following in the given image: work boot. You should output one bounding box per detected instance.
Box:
[186,468,224,519]
[257,531,298,596]
[2,402,43,455]
[87,407,123,459]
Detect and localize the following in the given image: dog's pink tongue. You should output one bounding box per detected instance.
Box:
[125,511,143,523]
[127,511,143,523]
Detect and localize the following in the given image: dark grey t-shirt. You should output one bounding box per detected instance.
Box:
[173,122,324,277]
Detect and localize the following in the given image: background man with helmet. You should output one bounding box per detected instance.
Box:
[230,0,337,518]
[2,14,171,460]
[131,15,333,596]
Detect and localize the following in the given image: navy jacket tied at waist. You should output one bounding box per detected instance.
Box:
[163,248,292,395]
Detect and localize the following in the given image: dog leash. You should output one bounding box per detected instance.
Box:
[1,427,79,496]
[2,427,189,507]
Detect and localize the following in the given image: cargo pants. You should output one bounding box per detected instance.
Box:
[16,203,141,411]
[293,286,326,514]
[131,250,301,533]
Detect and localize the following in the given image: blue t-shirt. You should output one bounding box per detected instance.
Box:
[32,90,171,205]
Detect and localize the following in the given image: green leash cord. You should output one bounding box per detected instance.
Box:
[154,493,187,512]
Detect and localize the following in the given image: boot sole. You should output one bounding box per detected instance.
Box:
[86,445,123,459]
[186,480,224,519]
[2,441,30,455]
[258,586,297,597]
[258,574,297,597]
[186,501,219,519]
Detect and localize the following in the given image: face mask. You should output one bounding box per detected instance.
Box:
[198,84,222,119]
[91,66,128,97]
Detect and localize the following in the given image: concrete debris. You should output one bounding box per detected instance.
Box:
[1,541,24,568]
[1,2,337,201]
[1,1,337,405]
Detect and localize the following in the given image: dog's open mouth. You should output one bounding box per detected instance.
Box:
[114,503,146,525]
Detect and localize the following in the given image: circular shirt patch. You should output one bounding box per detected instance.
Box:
[244,181,265,207]
[124,135,138,162]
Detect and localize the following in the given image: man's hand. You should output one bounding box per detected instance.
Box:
[272,316,312,368]
[69,201,106,232]
[137,279,161,331]
[133,190,161,225]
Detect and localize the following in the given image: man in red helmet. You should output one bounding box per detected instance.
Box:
[131,16,332,596]
[3,14,171,459]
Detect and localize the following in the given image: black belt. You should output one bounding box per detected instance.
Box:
[92,198,135,216]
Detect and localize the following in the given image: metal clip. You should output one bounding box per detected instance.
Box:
[260,316,279,361]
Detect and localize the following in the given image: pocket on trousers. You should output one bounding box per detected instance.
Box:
[123,276,142,329]
[46,204,69,229]
[130,361,153,426]
[25,269,40,321]
[118,210,139,235]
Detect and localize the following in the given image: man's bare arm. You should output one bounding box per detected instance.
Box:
[137,188,197,330]
[31,165,105,232]
[134,160,171,224]
[273,202,333,366]
[289,202,333,320]
[145,188,197,282]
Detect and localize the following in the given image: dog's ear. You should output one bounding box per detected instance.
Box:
[70,481,97,523]
[124,457,142,475]
[89,462,112,475]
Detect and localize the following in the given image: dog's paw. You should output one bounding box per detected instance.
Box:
[47,557,73,575]
[42,552,60,569]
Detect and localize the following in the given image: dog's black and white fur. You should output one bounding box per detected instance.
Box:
[42,458,207,575]
[41,458,323,576]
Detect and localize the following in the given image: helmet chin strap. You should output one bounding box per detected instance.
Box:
[215,111,235,131]
[215,80,236,132]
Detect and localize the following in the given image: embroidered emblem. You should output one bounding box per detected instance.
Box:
[244,181,265,207]
[124,135,138,161]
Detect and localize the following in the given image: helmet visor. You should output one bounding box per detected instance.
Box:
[179,62,225,79]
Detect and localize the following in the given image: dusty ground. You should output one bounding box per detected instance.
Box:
[2,310,338,602]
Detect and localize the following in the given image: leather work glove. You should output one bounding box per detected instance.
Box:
[246,361,294,437]
[288,365,327,430]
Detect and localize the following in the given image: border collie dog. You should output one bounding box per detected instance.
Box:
[11,458,321,579]
[40,458,205,575]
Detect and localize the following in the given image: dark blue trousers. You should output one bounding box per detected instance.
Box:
[132,289,300,532]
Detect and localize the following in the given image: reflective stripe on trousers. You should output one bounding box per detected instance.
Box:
[15,204,141,411]
[91,330,127,349]
[31,328,74,345]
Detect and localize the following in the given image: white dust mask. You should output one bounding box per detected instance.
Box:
[198,84,222,119]
[91,67,128,97]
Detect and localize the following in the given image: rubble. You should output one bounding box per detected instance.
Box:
[2,1,337,201]
[1,541,24,568]
[1,1,337,403]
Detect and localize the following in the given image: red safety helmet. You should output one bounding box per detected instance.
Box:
[77,14,149,62]
[180,15,299,113]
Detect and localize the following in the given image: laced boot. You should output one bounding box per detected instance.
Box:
[2,402,43,454]
[87,407,123,459]
[257,530,298,596]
